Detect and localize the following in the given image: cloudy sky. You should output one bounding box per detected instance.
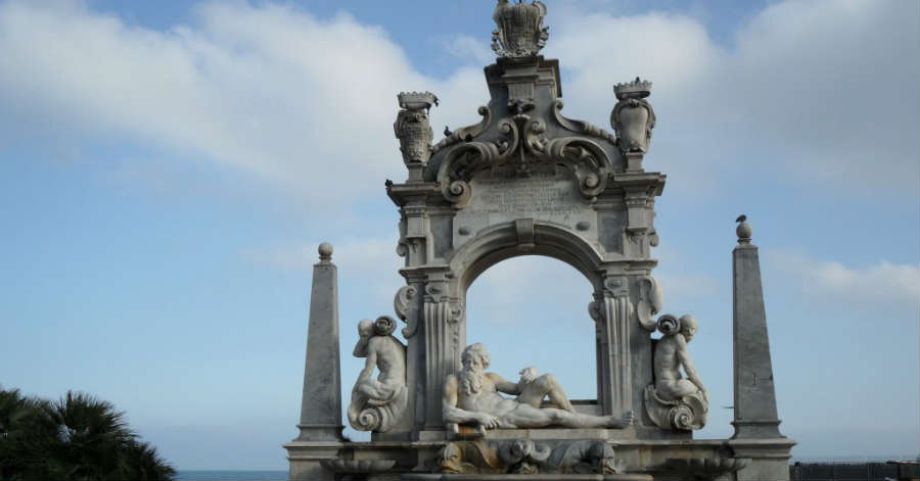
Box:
[1,0,917,471]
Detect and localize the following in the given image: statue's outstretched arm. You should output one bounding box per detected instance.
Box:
[488,372,521,395]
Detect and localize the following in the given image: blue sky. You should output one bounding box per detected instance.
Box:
[0,0,918,471]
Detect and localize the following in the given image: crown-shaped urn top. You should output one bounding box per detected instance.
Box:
[491,0,550,58]
[614,77,652,100]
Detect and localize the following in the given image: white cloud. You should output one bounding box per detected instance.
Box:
[0,0,915,211]
[442,34,493,66]
[771,251,920,307]
[0,1,487,208]
[546,0,919,195]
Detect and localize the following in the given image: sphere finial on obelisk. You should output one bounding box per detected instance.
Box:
[318,242,334,263]
[736,215,752,245]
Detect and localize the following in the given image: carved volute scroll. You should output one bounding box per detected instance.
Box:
[394,285,418,338]
[635,275,663,331]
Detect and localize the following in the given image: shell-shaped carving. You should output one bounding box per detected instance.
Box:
[669,404,694,430]
[373,315,397,336]
[355,407,382,431]
[657,314,680,335]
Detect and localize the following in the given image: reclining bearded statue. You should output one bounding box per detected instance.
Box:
[443,343,633,430]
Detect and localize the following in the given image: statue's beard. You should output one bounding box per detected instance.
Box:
[459,366,485,396]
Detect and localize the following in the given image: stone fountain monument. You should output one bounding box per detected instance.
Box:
[284,2,794,480]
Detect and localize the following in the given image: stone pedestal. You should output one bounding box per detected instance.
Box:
[285,441,341,481]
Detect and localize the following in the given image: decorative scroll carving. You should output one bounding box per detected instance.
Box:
[438,439,622,475]
[611,78,656,155]
[347,316,408,433]
[394,285,418,338]
[491,1,549,58]
[645,314,708,431]
[553,100,616,144]
[636,275,663,331]
[437,113,611,207]
[433,106,492,154]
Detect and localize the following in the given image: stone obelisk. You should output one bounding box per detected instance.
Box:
[731,216,784,439]
[297,242,345,441]
[286,243,343,481]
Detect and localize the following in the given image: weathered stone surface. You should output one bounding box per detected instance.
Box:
[442,343,633,431]
[348,316,409,433]
[295,243,345,442]
[286,3,794,480]
[644,314,709,431]
[732,218,784,440]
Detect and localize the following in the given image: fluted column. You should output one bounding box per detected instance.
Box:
[592,277,633,417]
[421,299,462,429]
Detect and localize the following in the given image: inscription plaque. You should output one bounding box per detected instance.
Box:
[452,171,596,249]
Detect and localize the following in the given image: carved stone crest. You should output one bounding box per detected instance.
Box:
[491,0,550,58]
[394,91,438,171]
[612,78,656,154]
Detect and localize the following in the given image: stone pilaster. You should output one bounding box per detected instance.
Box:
[592,276,633,418]
[420,276,462,430]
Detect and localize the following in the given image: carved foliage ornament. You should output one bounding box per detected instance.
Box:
[491,1,549,58]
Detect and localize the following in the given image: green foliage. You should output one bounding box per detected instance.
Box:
[0,387,175,481]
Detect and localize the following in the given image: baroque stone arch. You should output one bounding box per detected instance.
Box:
[462,251,601,403]
[449,221,605,292]
[386,54,665,433]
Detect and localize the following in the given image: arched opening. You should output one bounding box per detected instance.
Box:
[464,255,598,402]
